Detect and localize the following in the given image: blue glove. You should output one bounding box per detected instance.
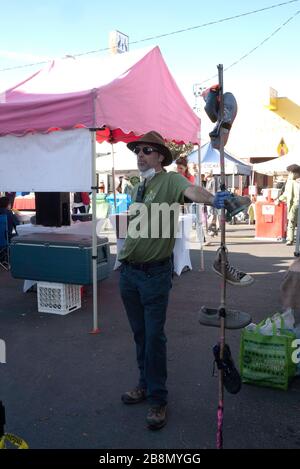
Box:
[213,190,233,209]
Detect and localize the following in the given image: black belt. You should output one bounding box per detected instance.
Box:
[122,258,171,271]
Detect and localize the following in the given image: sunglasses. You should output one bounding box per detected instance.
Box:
[133,146,158,156]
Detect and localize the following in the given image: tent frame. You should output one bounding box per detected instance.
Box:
[1,47,201,332]
[90,129,100,333]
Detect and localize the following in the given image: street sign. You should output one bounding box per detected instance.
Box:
[109,30,129,54]
[277,138,288,156]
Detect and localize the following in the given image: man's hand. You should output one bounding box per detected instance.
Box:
[213,191,233,209]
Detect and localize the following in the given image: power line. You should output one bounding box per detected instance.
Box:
[198,8,300,86]
[0,0,299,73]
[130,0,299,44]
[0,60,51,73]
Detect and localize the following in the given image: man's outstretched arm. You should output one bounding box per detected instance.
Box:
[184,185,219,207]
[184,186,250,214]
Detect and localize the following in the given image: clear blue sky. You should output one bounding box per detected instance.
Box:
[1,0,299,103]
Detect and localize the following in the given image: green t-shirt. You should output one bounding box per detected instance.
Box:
[118,171,191,263]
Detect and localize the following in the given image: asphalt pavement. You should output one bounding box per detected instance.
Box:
[0,224,299,449]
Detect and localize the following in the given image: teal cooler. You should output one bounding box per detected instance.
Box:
[10,233,110,284]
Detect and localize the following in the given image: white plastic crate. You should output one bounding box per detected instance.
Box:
[37,282,81,315]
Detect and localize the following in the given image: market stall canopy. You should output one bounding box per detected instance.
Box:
[253,151,300,176]
[0,46,199,191]
[0,46,199,145]
[188,142,251,175]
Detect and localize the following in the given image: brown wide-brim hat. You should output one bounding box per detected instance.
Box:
[127,131,173,166]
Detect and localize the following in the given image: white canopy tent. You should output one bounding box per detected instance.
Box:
[187,142,251,192]
[188,142,252,176]
[253,151,300,176]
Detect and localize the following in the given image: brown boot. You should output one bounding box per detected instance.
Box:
[146,405,167,430]
[121,387,147,405]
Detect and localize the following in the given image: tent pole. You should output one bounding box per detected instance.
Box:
[90,130,100,334]
[198,135,202,185]
[111,143,117,211]
[197,142,204,271]
[231,172,235,224]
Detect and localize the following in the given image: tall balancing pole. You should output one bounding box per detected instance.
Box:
[216,64,226,450]
[199,66,252,449]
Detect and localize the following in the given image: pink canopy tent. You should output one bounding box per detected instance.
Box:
[0,46,199,144]
[0,45,200,331]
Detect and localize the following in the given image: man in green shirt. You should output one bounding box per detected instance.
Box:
[119,131,238,430]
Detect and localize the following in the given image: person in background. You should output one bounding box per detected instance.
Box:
[188,162,199,184]
[116,176,124,194]
[80,192,91,213]
[72,192,86,214]
[99,180,106,193]
[115,176,133,210]
[121,176,134,198]
[242,185,249,196]
[5,192,16,208]
[0,196,19,240]
[176,157,195,184]
[204,170,218,236]
[274,178,286,198]
[278,164,300,246]
[247,195,257,225]
[205,169,218,195]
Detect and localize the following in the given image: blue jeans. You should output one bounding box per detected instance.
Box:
[119,260,172,406]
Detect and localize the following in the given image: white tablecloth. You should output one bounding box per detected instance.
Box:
[17,221,93,237]
[110,214,192,276]
[173,214,193,276]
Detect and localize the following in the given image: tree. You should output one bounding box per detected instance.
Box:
[166,142,194,162]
